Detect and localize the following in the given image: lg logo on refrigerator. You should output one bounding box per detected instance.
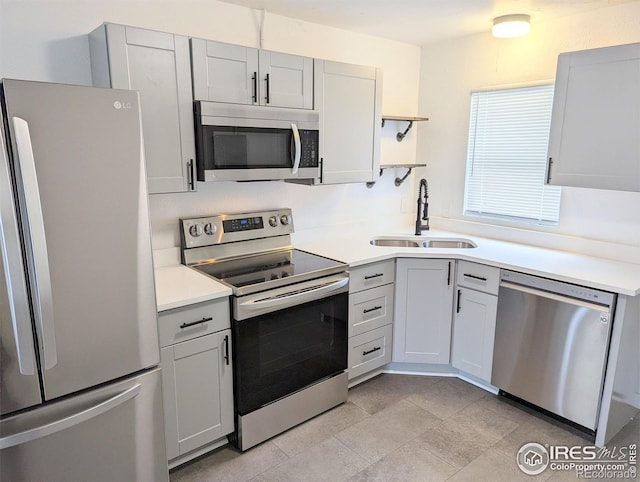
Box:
[113,101,132,110]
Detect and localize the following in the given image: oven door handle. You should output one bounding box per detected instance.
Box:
[239,277,348,313]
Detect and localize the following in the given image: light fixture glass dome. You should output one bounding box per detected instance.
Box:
[492,14,531,38]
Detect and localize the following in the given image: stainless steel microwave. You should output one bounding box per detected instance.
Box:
[195,102,320,182]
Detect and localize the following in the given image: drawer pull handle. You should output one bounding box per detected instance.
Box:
[362,346,381,356]
[364,273,384,280]
[363,305,382,314]
[179,317,213,329]
[464,273,487,282]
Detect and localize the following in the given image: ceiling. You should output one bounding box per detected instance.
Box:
[217,0,637,45]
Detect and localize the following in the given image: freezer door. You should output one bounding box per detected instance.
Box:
[0,367,168,481]
[0,116,42,415]
[2,80,159,401]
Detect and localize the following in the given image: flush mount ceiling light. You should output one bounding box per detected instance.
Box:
[492,14,531,38]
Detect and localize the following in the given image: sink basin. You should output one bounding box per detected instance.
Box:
[370,238,421,247]
[422,239,477,249]
[370,236,477,249]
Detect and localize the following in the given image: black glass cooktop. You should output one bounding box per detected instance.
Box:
[192,249,346,294]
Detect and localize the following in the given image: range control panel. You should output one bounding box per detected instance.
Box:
[180,209,294,249]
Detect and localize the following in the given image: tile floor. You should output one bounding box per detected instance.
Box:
[170,374,639,482]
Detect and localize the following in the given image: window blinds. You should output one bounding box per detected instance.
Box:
[464,85,561,224]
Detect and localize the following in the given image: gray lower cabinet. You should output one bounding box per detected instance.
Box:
[89,23,196,193]
[393,259,454,364]
[347,260,394,382]
[191,37,313,109]
[158,298,233,468]
[451,261,500,382]
[310,59,382,184]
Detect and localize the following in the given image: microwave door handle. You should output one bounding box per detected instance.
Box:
[12,117,58,370]
[291,123,301,175]
[0,136,37,375]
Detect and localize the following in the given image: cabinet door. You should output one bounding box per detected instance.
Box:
[314,60,382,184]
[161,330,233,461]
[259,50,313,109]
[451,287,497,382]
[547,42,640,191]
[91,24,196,193]
[191,38,259,104]
[393,259,454,364]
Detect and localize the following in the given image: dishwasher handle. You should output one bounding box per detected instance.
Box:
[499,280,612,313]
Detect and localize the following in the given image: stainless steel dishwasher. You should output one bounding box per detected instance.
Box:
[492,270,616,432]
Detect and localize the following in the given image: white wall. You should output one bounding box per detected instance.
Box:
[0,0,422,249]
[418,2,640,263]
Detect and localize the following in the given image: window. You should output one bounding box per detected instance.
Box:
[464,84,561,224]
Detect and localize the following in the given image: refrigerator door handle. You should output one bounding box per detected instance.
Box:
[12,117,57,369]
[0,133,37,375]
[0,383,141,449]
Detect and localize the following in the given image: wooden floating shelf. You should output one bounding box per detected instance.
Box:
[366,163,427,188]
[381,115,430,142]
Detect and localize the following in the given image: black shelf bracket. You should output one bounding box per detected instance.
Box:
[396,121,414,142]
[366,163,427,188]
[381,115,429,143]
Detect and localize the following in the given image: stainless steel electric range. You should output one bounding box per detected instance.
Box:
[180,209,349,451]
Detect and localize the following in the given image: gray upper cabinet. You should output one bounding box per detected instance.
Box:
[311,59,382,184]
[191,38,313,109]
[89,23,196,194]
[546,42,640,191]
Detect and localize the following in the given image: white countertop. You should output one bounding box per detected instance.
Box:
[153,230,640,311]
[155,265,231,312]
[298,230,640,296]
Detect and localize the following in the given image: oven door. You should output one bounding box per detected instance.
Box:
[232,274,348,415]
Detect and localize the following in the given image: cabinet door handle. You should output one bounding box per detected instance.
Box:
[447,261,452,286]
[265,73,271,104]
[546,157,553,184]
[463,273,487,282]
[362,346,381,356]
[252,72,258,103]
[187,159,195,191]
[179,317,213,329]
[364,273,384,280]
[223,335,230,366]
[363,305,382,314]
[456,289,462,313]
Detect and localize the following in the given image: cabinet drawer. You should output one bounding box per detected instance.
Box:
[456,261,500,295]
[348,324,392,380]
[158,298,230,348]
[349,260,395,293]
[349,284,394,337]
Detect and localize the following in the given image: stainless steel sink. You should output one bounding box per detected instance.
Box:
[370,236,477,248]
[422,239,476,248]
[370,238,421,247]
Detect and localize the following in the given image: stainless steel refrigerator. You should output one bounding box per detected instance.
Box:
[0,79,168,480]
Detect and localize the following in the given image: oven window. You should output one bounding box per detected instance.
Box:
[205,126,294,169]
[233,292,348,415]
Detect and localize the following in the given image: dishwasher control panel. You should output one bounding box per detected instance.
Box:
[500,270,616,306]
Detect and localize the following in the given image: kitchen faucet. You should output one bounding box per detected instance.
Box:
[415,178,430,235]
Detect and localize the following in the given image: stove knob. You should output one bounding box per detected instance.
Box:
[189,224,203,237]
[268,216,278,227]
[280,215,290,225]
[204,223,217,236]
